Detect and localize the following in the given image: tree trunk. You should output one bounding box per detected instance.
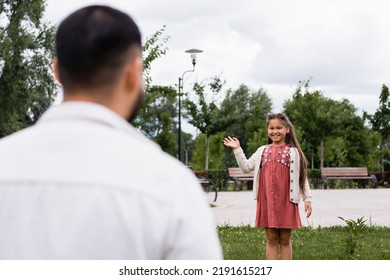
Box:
[205,135,210,170]
[320,138,324,169]
[311,151,314,170]
[381,146,384,173]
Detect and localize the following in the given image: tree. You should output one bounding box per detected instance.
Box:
[244,87,273,154]
[0,0,57,137]
[364,84,390,172]
[366,130,383,171]
[141,25,169,90]
[290,86,320,167]
[183,76,225,170]
[336,106,370,167]
[132,85,177,156]
[285,80,370,169]
[131,26,179,156]
[284,81,340,168]
[181,131,195,165]
[220,84,272,167]
[190,132,225,170]
[323,137,348,167]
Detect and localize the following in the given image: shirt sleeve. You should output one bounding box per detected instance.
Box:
[233,147,261,173]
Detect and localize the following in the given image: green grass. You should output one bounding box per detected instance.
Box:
[218,225,390,260]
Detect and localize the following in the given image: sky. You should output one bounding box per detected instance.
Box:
[44,0,390,133]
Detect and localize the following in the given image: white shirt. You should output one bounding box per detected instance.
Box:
[0,102,222,260]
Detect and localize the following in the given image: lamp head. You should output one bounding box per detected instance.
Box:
[185,48,203,67]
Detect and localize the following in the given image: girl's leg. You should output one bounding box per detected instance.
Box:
[265,228,279,260]
[279,229,293,260]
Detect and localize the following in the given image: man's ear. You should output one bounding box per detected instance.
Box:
[52,58,62,85]
[124,56,143,94]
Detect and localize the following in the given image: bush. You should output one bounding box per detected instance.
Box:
[207,169,229,190]
[307,169,323,189]
[370,171,390,187]
[307,169,321,178]
[338,216,368,258]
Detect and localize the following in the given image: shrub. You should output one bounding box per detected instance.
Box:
[338,216,368,258]
[207,169,229,190]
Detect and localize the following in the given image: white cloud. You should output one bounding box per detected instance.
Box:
[44,0,390,120]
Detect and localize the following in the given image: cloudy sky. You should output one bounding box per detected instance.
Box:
[44,0,390,132]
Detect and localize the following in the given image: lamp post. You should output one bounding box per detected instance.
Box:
[178,48,203,162]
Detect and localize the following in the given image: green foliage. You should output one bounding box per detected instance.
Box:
[365,84,390,140]
[221,85,272,147]
[338,108,371,167]
[284,82,338,168]
[133,85,178,156]
[186,84,272,169]
[247,127,268,155]
[180,132,195,164]
[190,132,225,170]
[307,169,321,178]
[284,80,370,169]
[207,132,226,169]
[338,216,368,258]
[142,25,170,89]
[206,169,228,191]
[366,131,383,172]
[307,169,322,189]
[323,137,348,166]
[221,85,272,167]
[364,84,390,171]
[218,225,390,260]
[183,76,226,169]
[0,0,57,137]
[190,134,205,169]
[183,76,225,136]
[133,26,180,156]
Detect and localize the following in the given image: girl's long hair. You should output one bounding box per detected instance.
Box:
[266,113,308,194]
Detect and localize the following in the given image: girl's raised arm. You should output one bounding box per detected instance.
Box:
[223,136,240,149]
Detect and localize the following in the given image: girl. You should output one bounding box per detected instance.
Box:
[223,112,312,260]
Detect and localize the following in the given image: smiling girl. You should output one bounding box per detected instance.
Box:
[223,112,312,260]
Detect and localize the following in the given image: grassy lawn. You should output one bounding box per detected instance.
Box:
[218,225,390,260]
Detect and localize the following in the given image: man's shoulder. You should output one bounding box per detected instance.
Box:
[109,132,197,184]
[0,126,34,150]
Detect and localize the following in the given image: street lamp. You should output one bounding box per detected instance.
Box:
[178,48,203,162]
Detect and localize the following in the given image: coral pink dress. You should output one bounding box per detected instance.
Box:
[255,144,302,228]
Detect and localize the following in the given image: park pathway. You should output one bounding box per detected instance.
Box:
[206,188,390,227]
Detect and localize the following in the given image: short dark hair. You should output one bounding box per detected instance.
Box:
[55,5,142,90]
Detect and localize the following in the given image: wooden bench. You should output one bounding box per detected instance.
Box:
[191,169,218,202]
[228,167,254,190]
[321,167,377,188]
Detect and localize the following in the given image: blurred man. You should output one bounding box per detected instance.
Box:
[0,5,222,259]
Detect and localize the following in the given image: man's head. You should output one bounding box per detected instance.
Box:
[53,5,144,121]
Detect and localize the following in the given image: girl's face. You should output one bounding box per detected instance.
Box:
[268,118,289,146]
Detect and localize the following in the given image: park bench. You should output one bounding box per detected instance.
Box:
[321,167,377,188]
[228,167,254,190]
[191,169,218,202]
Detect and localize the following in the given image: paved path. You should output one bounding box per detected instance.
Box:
[206,189,390,227]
